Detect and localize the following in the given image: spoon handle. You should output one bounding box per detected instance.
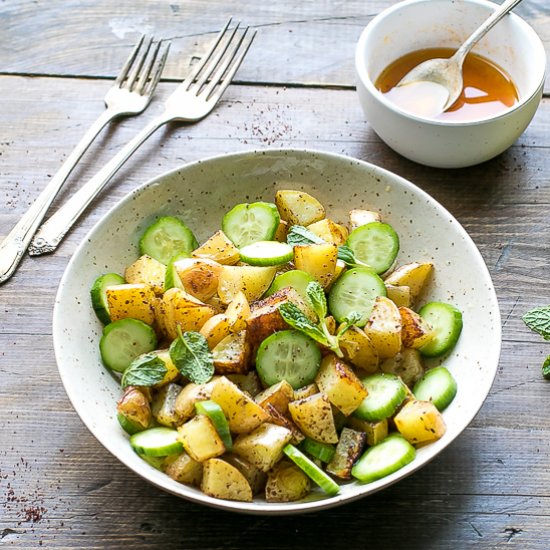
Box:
[454,0,524,65]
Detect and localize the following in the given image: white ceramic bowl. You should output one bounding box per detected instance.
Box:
[53,149,501,514]
[355,0,546,168]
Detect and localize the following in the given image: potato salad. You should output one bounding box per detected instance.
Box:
[90,189,462,503]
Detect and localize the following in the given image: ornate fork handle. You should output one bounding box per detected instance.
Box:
[0,109,115,283]
[29,113,172,256]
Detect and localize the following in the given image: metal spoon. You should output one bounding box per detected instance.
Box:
[396,0,524,115]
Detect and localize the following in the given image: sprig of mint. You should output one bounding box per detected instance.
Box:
[121,353,168,388]
[286,225,371,269]
[169,328,214,384]
[279,281,360,358]
[522,306,550,380]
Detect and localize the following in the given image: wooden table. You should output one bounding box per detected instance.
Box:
[1,1,549,548]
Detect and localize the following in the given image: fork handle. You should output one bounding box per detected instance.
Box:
[29,115,169,256]
[0,109,116,284]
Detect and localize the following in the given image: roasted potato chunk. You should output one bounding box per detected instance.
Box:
[106,283,156,325]
[192,230,241,265]
[384,262,434,301]
[275,190,325,226]
[385,284,412,308]
[177,414,226,462]
[264,404,305,445]
[349,209,381,230]
[173,378,219,422]
[201,458,253,502]
[164,452,203,486]
[294,243,338,288]
[288,393,338,444]
[326,428,367,480]
[117,387,152,433]
[255,380,294,414]
[225,290,251,332]
[172,257,222,302]
[151,383,184,427]
[266,460,311,502]
[223,454,267,495]
[380,348,425,387]
[199,313,231,349]
[394,399,446,445]
[364,296,402,359]
[124,255,166,295]
[306,218,349,245]
[339,326,379,373]
[232,423,293,472]
[217,265,277,304]
[212,331,251,375]
[399,306,435,349]
[345,417,388,446]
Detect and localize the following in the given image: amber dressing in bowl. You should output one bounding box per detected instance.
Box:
[376,48,519,121]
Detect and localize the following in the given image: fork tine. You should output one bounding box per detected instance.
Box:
[125,35,154,91]
[114,34,146,86]
[134,39,169,95]
[143,40,171,96]
[203,27,256,102]
[183,18,233,90]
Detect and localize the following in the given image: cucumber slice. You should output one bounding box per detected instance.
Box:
[130,427,183,457]
[264,270,316,300]
[301,438,336,463]
[90,273,125,324]
[283,444,340,496]
[354,374,407,422]
[351,434,415,483]
[418,302,463,357]
[164,252,191,291]
[99,318,157,373]
[139,216,198,265]
[413,366,457,411]
[195,400,232,451]
[239,241,293,266]
[346,222,400,274]
[328,267,386,326]
[222,202,280,248]
[117,412,147,435]
[256,330,322,390]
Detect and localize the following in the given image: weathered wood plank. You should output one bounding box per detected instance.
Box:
[1,0,549,94]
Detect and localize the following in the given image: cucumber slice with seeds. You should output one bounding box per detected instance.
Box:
[195,400,232,451]
[418,302,463,357]
[264,269,316,300]
[130,427,183,457]
[283,444,340,496]
[351,434,415,483]
[256,330,322,389]
[328,267,386,326]
[90,273,125,324]
[346,222,400,274]
[354,374,407,422]
[100,318,157,373]
[239,241,293,266]
[222,202,280,248]
[413,366,457,410]
[140,216,198,265]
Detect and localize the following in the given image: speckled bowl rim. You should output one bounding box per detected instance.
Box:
[53,148,501,515]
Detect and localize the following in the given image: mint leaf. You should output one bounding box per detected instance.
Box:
[306,281,327,320]
[121,353,167,388]
[169,330,214,384]
[279,302,328,346]
[286,225,325,246]
[522,306,550,340]
[542,356,550,380]
[337,245,355,264]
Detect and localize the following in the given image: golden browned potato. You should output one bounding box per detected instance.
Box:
[177,415,226,462]
[172,257,222,302]
[385,284,412,308]
[199,313,231,349]
[326,427,367,480]
[380,348,425,387]
[192,230,241,265]
[384,262,434,301]
[153,350,180,387]
[265,460,311,502]
[232,422,293,472]
[210,377,270,434]
[275,190,325,226]
[263,404,305,445]
[345,417,388,446]
[173,378,220,422]
[293,243,338,288]
[292,383,319,401]
[226,371,263,397]
[225,290,251,332]
[306,218,349,245]
[255,380,295,415]
[288,393,338,444]
[151,382,184,427]
[349,209,381,230]
[106,283,156,325]
[201,458,253,502]
[212,331,251,375]
[217,265,277,304]
[338,326,379,373]
[315,354,368,416]
[399,306,435,349]
[117,387,152,432]
[223,454,267,495]
[274,220,289,242]
[124,255,166,295]
[363,296,402,359]
[394,399,446,445]
[163,452,203,486]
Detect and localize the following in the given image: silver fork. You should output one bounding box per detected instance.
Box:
[29,20,256,257]
[0,36,170,284]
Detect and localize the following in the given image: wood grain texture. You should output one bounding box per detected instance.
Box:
[1,2,550,548]
[1,0,549,94]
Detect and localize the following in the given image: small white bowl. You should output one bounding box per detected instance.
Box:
[53,149,501,514]
[355,0,546,168]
